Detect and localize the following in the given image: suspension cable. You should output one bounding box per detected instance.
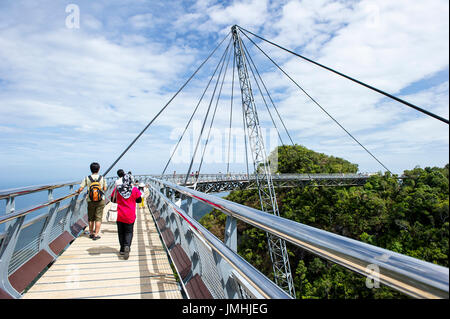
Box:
[184,39,232,184]
[241,39,290,146]
[161,37,233,176]
[241,39,295,146]
[244,47,285,146]
[103,31,231,177]
[240,29,392,173]
[238,26,449,125]
[197,43,233,176]
[226,53,236,175]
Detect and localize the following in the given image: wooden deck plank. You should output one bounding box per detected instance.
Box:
[23,201,182,299]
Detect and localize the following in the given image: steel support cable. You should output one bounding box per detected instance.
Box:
[246,54,285,146]
[103,31,231,177]
[191,43,231,182]
[234,45,251,178]
[226,53,236,175]
[241,40,286,146]
[161,38,234,177]
[241,39,295,146]
[237,26,449,125]
[240,29,392,173]
[197,43,233,176]
[184,39,232,185]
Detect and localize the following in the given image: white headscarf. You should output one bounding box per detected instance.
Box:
[117,174,133,199]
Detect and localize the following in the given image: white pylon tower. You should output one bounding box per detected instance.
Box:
[231,25,295,297]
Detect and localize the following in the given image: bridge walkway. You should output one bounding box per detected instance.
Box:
[23,202,182,299]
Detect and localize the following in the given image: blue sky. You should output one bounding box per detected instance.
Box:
[0,0,448,188]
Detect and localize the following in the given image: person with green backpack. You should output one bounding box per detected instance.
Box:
[77,162,108,240]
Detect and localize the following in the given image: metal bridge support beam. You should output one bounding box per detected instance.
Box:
[231,25,295,297]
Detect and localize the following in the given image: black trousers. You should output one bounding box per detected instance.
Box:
[116,221,135,252]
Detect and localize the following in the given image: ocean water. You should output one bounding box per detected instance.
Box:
[0,185,78,215]
[0,184,81,234]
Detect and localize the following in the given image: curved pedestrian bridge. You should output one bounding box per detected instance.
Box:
[0,174,448,299]
[23,203,181,299]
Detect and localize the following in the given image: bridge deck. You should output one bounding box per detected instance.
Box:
[23,203,182,299]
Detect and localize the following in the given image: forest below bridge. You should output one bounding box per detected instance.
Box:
[199,145,449,299]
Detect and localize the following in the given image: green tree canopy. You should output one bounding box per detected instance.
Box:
[200,145,449,298]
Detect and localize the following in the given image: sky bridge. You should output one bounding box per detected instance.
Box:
[161,173,390,193]
[0,25,448,300]
[0,173,448,299]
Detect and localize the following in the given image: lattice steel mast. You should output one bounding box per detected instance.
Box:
[231,25,295,297]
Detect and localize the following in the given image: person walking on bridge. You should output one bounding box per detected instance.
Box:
[115,169,125,186]
[138,182,146,209]
[77,162,107,240]
[110,174,142,259]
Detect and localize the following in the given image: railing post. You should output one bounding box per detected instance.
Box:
[224,216,237,252]
[5,197,15,215]
[171,189,176,203]
[186,197,193,218]
[0,215,25,298]
[4,196,15,230]
[71,185,85,232]
[39,189,59,258]
[63,185,79,235]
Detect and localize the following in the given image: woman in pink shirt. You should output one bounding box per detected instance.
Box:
[111,173,142,260]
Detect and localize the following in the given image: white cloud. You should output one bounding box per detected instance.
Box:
[231,0,448,173]
[175,0,271,34]
[0,0,448,185]
[207,0,269,28]
[319,0,449,90]
[129,13,154,29]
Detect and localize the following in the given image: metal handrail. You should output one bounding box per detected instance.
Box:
[0,191,82,225]
[0,175,120,201]
[149,177,449,299]
[0,180,80,200]
[147,182,291,299]
[0,176,118,220]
